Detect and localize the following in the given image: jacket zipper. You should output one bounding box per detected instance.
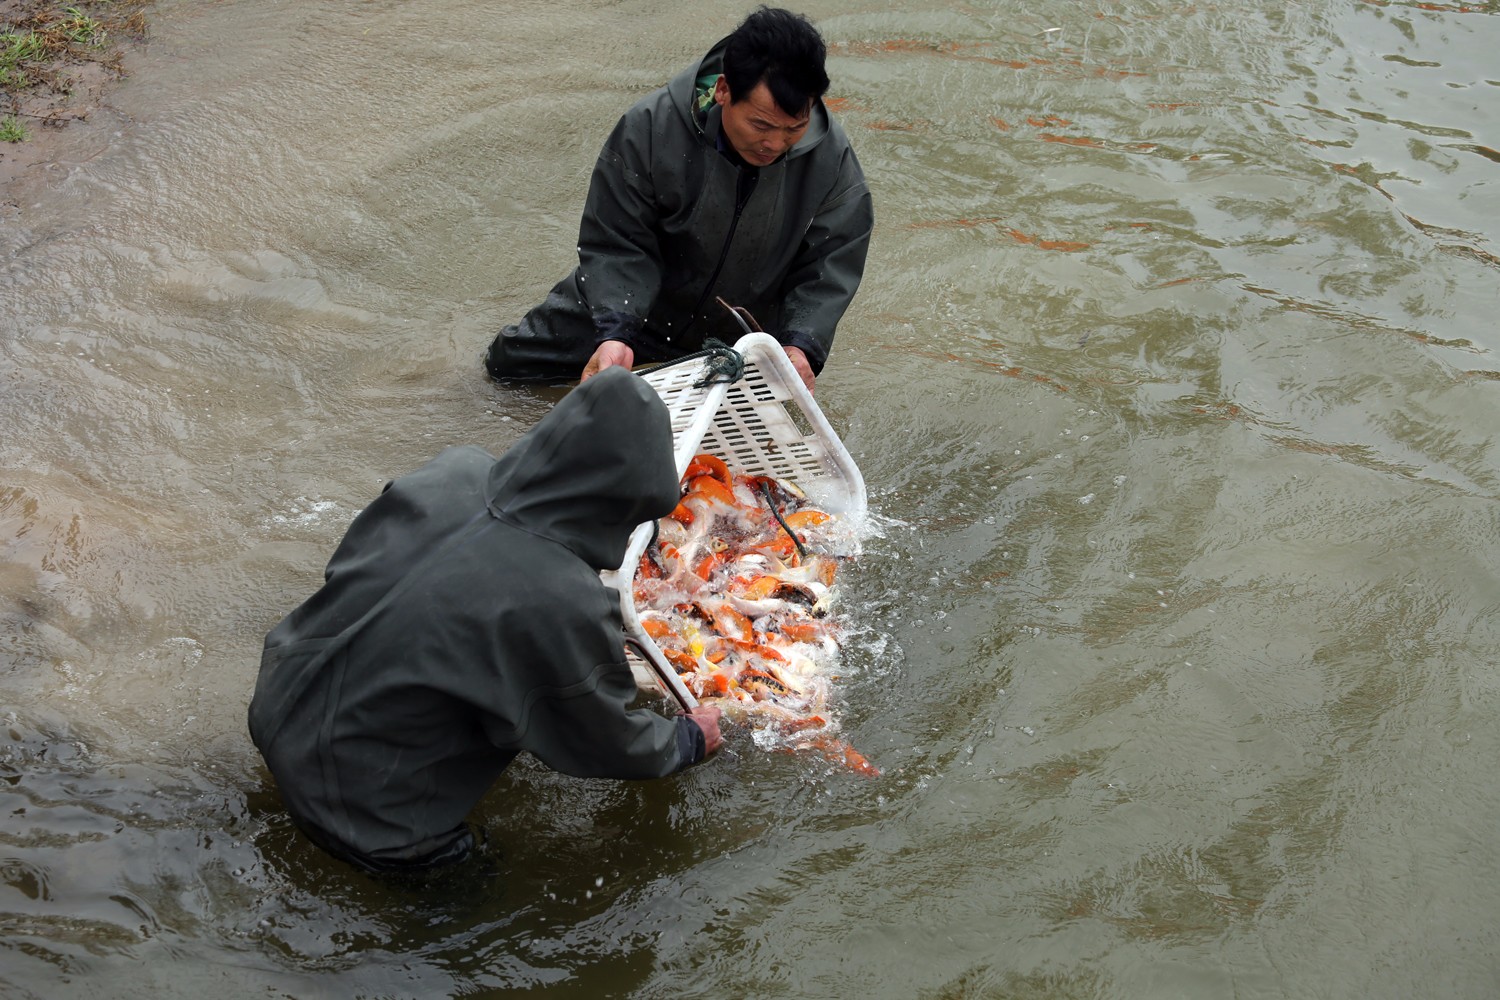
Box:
[675,166,758,341]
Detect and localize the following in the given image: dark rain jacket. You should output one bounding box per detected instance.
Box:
[493,35,874,378]
[247,368,700,869]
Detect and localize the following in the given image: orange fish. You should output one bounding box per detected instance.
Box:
[632,454,877,776]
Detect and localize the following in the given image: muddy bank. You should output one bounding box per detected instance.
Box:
[0,0,150,203]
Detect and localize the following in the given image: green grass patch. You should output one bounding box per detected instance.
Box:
[1,114,29,142]
[1,2,148,97]
[1,31,47,89]
[59,8,108,48]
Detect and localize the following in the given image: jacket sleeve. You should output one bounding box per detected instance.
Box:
[490,658,700,779]
[774,143,874,374]
[476,580,700,780]
[575,106,666,349]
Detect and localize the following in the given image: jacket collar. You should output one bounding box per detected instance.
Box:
[668,35,830,161]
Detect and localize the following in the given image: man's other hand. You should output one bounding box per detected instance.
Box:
[686,704,724,756]
[582,340,636,381]
[783,345,815,395]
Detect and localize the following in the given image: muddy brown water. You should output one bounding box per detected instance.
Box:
[3,1,1499,997]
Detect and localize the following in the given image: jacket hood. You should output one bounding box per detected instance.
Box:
[485,368,680,569]
[668,35,831,160]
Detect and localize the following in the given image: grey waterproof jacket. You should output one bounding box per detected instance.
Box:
[492,36,873,378]
[248,368,699,868]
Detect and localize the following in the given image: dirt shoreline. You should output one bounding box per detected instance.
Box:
[0,0,150,204]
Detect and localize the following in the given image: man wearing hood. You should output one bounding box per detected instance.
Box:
[248,368,723,872]
[484,6,873,395]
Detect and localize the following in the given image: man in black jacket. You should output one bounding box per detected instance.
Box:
[485,6,873,394]
[248,368,722,872]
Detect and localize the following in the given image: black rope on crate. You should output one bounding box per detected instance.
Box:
[759,481,810,560]
[640,338,746,388]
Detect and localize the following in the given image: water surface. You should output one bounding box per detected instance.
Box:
[3,1,1498,996]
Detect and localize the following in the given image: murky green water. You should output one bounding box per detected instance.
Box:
[3,1,1498,996]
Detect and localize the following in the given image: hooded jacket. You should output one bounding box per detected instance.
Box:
[247,368,696,868]
[499,35,873,376]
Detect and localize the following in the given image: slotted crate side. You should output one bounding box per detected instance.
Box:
[644,337,865,515]
[612,333,866,707]
[641,362,714,427]
[640,363,728,477]
[696,394,847,502]
[729,336,865,516]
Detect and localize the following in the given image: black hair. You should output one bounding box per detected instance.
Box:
[721,6,830,117]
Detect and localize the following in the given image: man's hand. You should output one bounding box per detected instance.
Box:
[581,340,635,381]
[686,704,724,756]
[783,345,815,395]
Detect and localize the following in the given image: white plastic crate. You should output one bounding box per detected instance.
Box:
[602,332,867,710]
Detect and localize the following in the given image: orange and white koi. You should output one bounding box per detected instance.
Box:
[632,453,878,776]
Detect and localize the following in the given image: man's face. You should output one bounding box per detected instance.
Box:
[714,76,811,167]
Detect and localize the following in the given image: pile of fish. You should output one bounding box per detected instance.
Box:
[632,453,879,776]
